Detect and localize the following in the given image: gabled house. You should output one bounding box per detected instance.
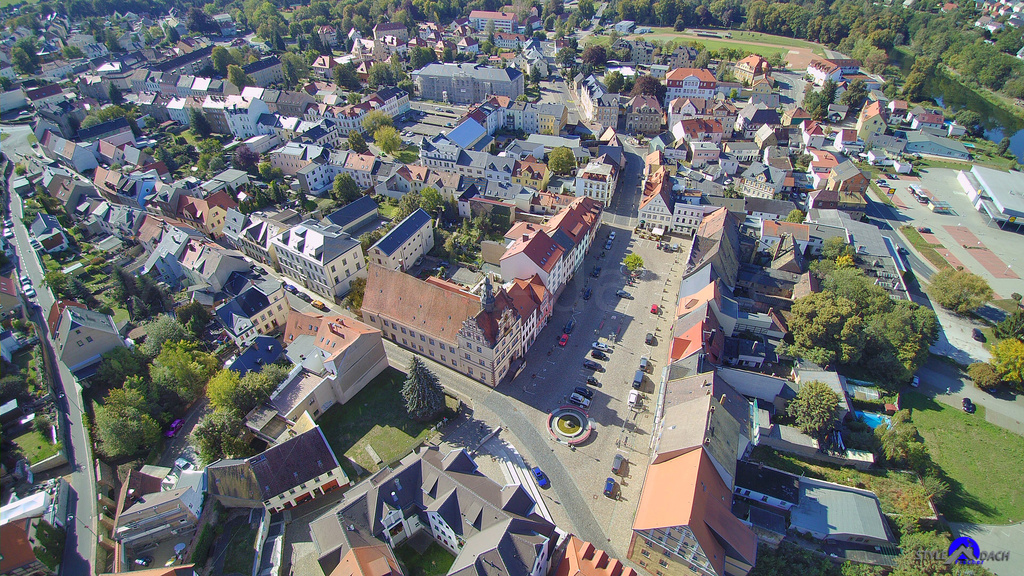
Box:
[214,278,289,347]
[51,303,124,375]
[30,214,69,253]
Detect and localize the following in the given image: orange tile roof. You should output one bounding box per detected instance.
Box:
[675,279,718,318]
[502,229,563,273]
[0,522,38,574]
[554,536,637,576]
[283,309,378,361]
[48,299,87,334]
[330,545,403,576]
[506,275,546,320]
[362,264,480,345]
[0,275,17,297]
[632,448,757,576]
[100,565,198,576]
[666,68,716,83]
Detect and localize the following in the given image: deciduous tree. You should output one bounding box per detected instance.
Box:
[95,387,160,458]
[233,144,260,172]
[227,64,250,88]
[581,45,606,66]
[361,110,393,134]
[375,125,402,155]
[928,268,993,315]
[140,316,190,358]
[993,338,1024,385]
[623,253,644,272]
[402,356,446,421]
[348,130,368,153]
[995,309,1024,341]
[176,301,212,338]
[332,173,361,203]
[547,146,576,174]
[785,209,806,223]
[604,70,625,93]
[151,341,217,402]
[789,380,840,439]
[192,409,251,464]
[968,362,1001,390]
[630,75,667,103]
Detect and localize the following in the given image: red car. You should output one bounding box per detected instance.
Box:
[650,304,659,314]
[558,334,569,346]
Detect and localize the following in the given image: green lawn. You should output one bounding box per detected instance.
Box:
[748,446,934,519]
[222,520,258,575]
[26,133,37,144]
[378,202,400,221]
[393,145,420,165]
[903,392,1024,524]
[316,367,458,474]
[899,226,952,271]
[395,543,455,576]
[13,429,60,464]
[0,133,8,142]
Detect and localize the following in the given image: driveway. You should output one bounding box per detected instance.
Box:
[949,522,1024,576]
[916,356,1024,436]
[927,303,992,365]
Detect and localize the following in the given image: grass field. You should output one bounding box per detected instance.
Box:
[748,446,935,519]
[393,144,420,164]
[903,392,1024,524]
[899,226,953,271]
[222,520,258,575]
[316,367,458,475]
[395,543,455,576]
[1,133,9,142]
[588,30,790,59]
[13,429,60,464]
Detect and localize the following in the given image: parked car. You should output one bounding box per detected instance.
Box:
[609,231,616,240]
[972,328,985,342]
[615,290,633,299]
[917,226,932,234]
[590,350,608,360]
[592,342,610,351]
[650,304,659,314]
[564,319,575,334]
[165,419,184,438]
[296,291,312,303]
[962,397,976,414]
[573,386,594,399]
[582,359,603,371]
[23,287,36,298]
[29,239,41,251]
[911,375,920,388]
[19,274,30,286]
[283,283,298,294]
[604,240,612,250]
[558,334,569,346]
[569,393,591,408]
[582,287,592,300]
[591,266,601,278]
[611,453,625,475]
[586,376,599,386]
[532,467,550,488]
[645,332,655,345]
[134,556,153,567]
[3,219,12,228]
[603,477,616,498]
[174,457,193,471]
[3,229,12,239]
[312,300,329,311]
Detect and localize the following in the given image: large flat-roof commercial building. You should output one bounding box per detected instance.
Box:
[413,63,524,104]
[958,166,1024,231]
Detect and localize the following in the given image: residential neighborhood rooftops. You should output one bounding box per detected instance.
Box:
[373,208,432,257]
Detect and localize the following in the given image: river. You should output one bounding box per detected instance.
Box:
[921,71,1024,162]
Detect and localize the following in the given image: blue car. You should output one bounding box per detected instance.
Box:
[532,467,550,488]
[604,477,616,498]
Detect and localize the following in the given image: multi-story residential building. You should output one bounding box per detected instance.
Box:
[152,45,214,75]
[271,219,366,300]
[574,155,619,204]
[223,94,270,139]
[512,158,549,190]
[664,68,717,105]
[175,190,237,237]
[805,58,862,85]
[734,102,782,139]
[494,32,529,50]
[368,208,435,271]
[268,142,329,176]
[242,56,283,87]
[506,274,552,358]
[113,469,203,551]
[373,22,410,42]
[295,151,381,195]
[666,97,738,138]
[363,267,522,387]
[612,39,656,66]
[234,209,302,269]
[244,312,387,439]
[51,302,124,375]
[625,95,663,135]
[501,101,567,135]
[468,10,519,32]
[669,45,699,69]
[740,162,787,199]
[672,117,724,144]
[310,447,556,576]
[855,100,888,143]
[214,278,289,347]
[413,63,524,104]
[734,54,771,84]
[500,197,602,299]
[207,427,348,513]
[1,520,57,576]
[576,75,619,131]
[29,214,69,253]
[0,275,22,321]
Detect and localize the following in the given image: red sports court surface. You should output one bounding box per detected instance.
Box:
[943,225,1019,279]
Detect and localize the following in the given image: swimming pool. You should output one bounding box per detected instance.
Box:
[856,410,892,429]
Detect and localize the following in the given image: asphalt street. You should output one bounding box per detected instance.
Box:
[3,142,97,575]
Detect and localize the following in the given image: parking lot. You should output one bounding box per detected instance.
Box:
[394,103,470,140]
[880,167,1020,298]
[496,224,690,553]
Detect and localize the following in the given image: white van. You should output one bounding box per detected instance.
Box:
[628,390,640,408]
